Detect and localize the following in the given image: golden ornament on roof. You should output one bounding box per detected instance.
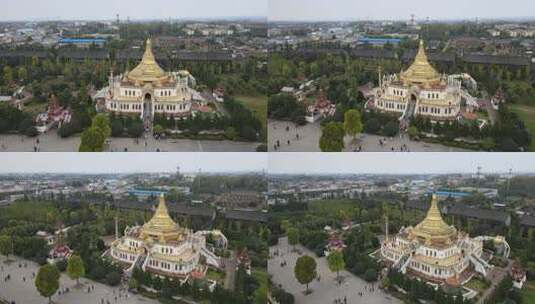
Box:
[140,194,181,243]
[411,194,457,243]
[400,40,441,86]
[127,38,169,83]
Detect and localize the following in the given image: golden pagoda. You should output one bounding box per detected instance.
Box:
[127,38,170,83]
[139,193,182,243]
[411,194,457,245]
[380,194,491,287]
[109,194,226,278]
[400,40,441,86]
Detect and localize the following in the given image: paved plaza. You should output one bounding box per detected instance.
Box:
[0,256,158,304]
[269,237,401,304]
[268,119,468,152]
[0,132,259,152]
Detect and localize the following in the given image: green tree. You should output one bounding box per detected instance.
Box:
[407,126,419,139]
[3,66,13,84]
[35,264,60,304]
[17,67,28,82]
[481,137,496,151]
[280,219,291,233]
[326,251,345,284]
[294,255,317,294]
[91,114,111,138]
[343,109,363,139]
[225,127,238,140]
[153,124,165,135]
[383,121,399,137]
[128,277,140,290]
[0,235,13,260]
[67,255,85,286]
[287,227,299,250]
[319,122,345,152]
[79,127,106,152]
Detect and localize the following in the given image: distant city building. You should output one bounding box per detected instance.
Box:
[58,37,106,48]
[358,37,401,46]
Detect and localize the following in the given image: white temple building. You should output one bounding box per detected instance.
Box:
[109,194,226,278]
[99,39,197,122]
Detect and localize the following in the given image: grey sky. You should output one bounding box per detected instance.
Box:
[0,153,267,174]
[269,153,535,175]
[0,0,267,21]
[269,0,535,21]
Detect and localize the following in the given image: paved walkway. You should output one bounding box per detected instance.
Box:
[0,256,158,304]
[0,132,259,152]
[223,251,237,291]
[268,120,467,152]
[477,260,513,304]
[269,237,401,304]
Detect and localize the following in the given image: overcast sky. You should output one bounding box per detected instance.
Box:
[0,153,267,174]
[269,153,535,175]
[0,0,267,21]
[269,0,535,22]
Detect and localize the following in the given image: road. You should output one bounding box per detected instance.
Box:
[269,237,401,304]
[269,119,468,152]
[0,132,260,152]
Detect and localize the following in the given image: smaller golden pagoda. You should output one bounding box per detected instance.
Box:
[400,40,441,86]
[139,194,183,243]
[127,38,170,84]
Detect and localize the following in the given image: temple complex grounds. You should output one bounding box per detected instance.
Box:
[268,119,467,152]
[0,255,158,304]
[0,132,260,152]
[269,237,401,304]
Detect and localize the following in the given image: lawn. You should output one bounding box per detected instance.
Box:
[23,100,47,116]
[510,104,535,151]
[235,95,267,127]
[309,199,359,217]
[465,277,490,293]
[521,280,535,304]
[205,269,225,283]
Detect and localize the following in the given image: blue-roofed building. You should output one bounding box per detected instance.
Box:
[433,190,470,199]
[58,38,106,48]
[127,189,168,198]
[357,37,401,46]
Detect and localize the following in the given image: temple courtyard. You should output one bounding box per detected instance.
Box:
[0,132,260,152]
[269,237,401,304]
[0,256,158,304]
[268,119,468,152]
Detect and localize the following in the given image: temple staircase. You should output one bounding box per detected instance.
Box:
[126,253,147,276]
[399,99,417,130]
[200,247,221,268]
[405,100,417,120]
[469,253,491,276]
[393,253,411,274]
[399,255,412,274]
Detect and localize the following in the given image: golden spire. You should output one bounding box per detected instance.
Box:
[140,194,181,242]
[127,38,168,83]
[411,194,457,243]
[400,40,440,86]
